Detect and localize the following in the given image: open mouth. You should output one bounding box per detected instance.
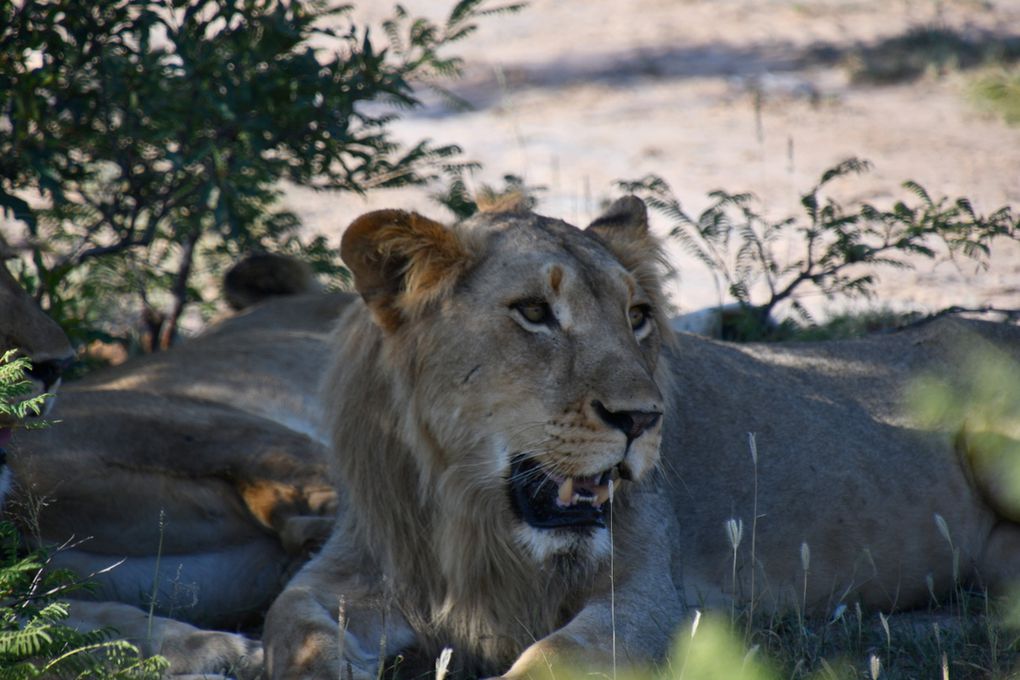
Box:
[508,456,619,530]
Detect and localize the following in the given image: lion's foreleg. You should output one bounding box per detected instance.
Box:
[503,494,685,679]
[264,540,416,680]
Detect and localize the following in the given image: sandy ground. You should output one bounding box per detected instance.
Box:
[286,0,1020,321]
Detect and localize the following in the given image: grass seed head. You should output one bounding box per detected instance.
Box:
[726,518,744,550]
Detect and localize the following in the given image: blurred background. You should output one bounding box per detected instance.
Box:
[314,0,1020,319]
[3,0,1019,349]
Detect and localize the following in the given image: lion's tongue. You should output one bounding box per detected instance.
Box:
[0,428,12,450]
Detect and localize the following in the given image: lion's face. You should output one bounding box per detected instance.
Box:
[0,250,74,504]
[0,260,73,409]
[341,199,669,563]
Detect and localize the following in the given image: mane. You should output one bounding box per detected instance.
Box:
[323,301,628,674]
[323,205,677,674]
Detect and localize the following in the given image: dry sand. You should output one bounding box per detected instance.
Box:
[289,0,1020,321]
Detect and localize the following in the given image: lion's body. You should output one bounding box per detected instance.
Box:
[1,255,354,677]
[0,245,74,506]
[11,290,351,627]
[0,241,74,404]
[663,318,1020,611]
[265,202,1020,680]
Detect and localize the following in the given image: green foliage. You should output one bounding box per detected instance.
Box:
[776,307,921,342]
[0,356,165,678]
[972,67,1020,126]
[911,346,1020,514]
[0,521,168,679]
[0,0,509,349]
[619,159,1019,341]
[670,613,777,680]
[0,351,48,428]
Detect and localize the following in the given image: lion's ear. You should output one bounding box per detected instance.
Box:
[587,196,673,336]
[341,209,471,332]
[586,196,656,268]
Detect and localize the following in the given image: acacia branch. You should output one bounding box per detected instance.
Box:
[158,229,199,350]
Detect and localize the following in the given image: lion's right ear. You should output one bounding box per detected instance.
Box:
[341,209,471,332]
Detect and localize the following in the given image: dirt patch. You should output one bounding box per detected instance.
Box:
[289,0,1020,318]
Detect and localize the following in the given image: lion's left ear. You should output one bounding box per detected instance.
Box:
[587,196,673,336]
[587,195,649,236]
[341,209,471,332]
[586,196,660,271]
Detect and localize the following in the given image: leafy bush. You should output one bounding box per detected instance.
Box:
[619,159,1018,340]
[0,351,48,428]
[0,523,169,680]
[0,0,518,350]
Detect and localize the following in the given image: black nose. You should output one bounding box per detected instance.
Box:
[27,356,74,390]
[592,400,661,441]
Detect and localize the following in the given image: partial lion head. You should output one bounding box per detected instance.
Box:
[331,198,672,575]
[222,252,322,311]
[0,237,74,502]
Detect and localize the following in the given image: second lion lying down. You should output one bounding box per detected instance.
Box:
[265,198,1020,679]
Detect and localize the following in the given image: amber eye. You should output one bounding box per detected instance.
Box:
[629,305,650,330]
[512,300,553,326]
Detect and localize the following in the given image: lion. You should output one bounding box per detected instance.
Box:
[0,237,75,502]
[4,252,351,676]
[1,245,273,676]
[264,198,1020,680]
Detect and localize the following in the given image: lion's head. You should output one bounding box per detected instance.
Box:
[324,197,672,668]
[0,237,74,502]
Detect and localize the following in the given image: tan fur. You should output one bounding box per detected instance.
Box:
[341,210,479,331]
[476,191,531,214]
[265,201,1020,680]
[11,288,351,626]
[3,255,351,675]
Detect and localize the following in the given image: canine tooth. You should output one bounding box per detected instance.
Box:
[558,477,575,505]
[594,485,611,507]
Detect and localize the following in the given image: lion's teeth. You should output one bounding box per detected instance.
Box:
[558,477,575,505]
[594,485,611,507]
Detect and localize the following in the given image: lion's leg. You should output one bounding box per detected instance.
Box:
[65,599,262,679]
[502,494,686,679]
[46,536,288,628]
[264,534,417,680]
[278,515,336,556]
